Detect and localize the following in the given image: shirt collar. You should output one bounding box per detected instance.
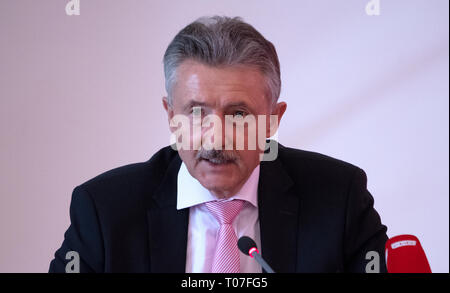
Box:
[176,162,260,210]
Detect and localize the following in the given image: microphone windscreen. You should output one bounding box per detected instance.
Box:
[385,234,431,273]
[238,236,257,255]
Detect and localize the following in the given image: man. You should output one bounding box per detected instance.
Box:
[49,16,388,273]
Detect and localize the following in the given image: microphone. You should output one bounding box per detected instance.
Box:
[385,234,431,273]
[237,236,275,273]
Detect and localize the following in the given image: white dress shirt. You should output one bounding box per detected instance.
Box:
[177,162,262,273]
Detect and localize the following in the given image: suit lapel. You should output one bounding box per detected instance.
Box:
[258,153,299,273]
[147,154,189,273]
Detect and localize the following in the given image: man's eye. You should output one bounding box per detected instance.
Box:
[234,110,246,117]
[191,107,202,116]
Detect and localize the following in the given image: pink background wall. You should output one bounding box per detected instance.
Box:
[0,0,448,272]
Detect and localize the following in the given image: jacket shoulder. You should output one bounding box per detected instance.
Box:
[78,146,179,201]
[279,145,360,170]
[277,144,363,186]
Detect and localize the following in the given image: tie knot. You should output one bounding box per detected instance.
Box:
[205,199,244,225]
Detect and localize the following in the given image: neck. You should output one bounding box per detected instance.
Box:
[207,166,258,199]
[208,183,245,199]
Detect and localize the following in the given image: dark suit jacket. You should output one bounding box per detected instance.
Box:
[49,143,388,273]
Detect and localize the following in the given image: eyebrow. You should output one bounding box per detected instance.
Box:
[183,101,209,112]
[183,100,255,112]
[224,102,253,110]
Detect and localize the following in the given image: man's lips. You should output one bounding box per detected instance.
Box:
[199,158,235,165]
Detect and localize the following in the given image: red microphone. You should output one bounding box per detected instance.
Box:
[385,234,432,273]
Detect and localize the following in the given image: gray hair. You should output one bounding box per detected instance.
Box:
[163,16,281,106]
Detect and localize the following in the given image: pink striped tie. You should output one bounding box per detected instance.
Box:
[205,199,244,273]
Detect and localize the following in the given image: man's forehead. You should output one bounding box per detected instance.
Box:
[177,61,265,88]
[174,61,268,109]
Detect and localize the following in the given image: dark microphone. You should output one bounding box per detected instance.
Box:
[385,234,431,273]
[238,236,275,273]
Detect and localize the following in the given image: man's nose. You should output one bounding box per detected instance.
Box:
[201,114,230,150]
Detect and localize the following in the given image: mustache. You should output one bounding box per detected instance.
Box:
[196,148,239,164]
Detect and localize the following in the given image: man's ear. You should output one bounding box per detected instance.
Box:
[273,101,287,125]
[266,101,287,138]
[162,96,175,132]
